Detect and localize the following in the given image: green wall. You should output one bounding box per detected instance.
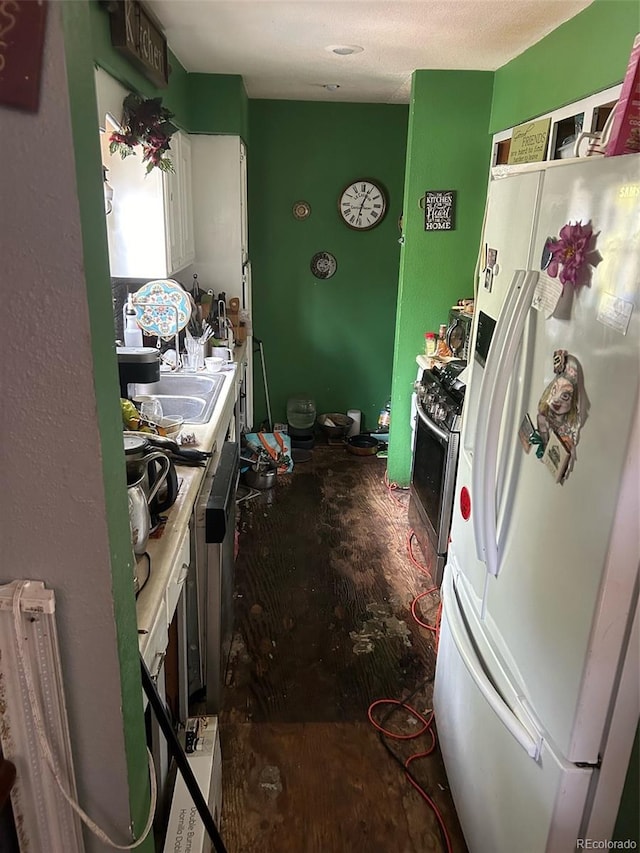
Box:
[63,2,154,846]
[248,100,408,429]
[491,0,639,132]
[188,73,249,139]
[387,71,494,485]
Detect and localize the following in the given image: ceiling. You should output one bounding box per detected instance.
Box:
[145,0,593,103]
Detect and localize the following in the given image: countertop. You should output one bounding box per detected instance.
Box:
[135,349,243,653]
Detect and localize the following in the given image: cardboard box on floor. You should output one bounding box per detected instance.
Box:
[163,716,222,853]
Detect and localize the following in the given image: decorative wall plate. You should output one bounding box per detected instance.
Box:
[293,200,311,220]
[310,251,337,279]
[133,279,191,340]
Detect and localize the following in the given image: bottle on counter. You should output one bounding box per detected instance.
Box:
[436,323,452,359]
[123,294,143,348]
[424,332,437,357]
[378,399,391,430]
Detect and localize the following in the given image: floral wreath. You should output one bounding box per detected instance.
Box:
[543,220,597,288]
[109,94,176,174]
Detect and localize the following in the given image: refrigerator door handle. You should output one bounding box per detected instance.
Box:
[473,269,539,576]
[473,269,525,568]
[443,572,543,760]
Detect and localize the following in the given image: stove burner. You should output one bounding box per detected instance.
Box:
[415,362,467,432]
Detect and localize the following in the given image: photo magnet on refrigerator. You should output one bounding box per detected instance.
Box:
[518,413,535,453]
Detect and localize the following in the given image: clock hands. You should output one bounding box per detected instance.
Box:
[357,190,372,220]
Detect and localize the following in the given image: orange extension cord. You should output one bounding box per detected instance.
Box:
[367,474,452,853]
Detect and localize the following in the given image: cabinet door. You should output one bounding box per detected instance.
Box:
[164,132,183,275]
[240,140,248,264]
[190,135,245,298]
[179,133,195,268]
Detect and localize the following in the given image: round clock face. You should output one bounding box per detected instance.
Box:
[338,179,387,230]
[293,200,311,220]
[310,251,337,279]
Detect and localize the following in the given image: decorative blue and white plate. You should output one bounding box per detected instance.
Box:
[133,280,191,340]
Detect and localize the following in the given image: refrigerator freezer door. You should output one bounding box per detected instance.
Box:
[435,571,593,853]
[453,169,543,604]
[481,154,640,761]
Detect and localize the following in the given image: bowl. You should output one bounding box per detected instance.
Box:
[158,416,184,437]
[317,412,354,439]
[345,435,380,456]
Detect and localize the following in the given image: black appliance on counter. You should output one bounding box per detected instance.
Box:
[408,360,467,586]
[446,308,474,360]
[117,346,160,398]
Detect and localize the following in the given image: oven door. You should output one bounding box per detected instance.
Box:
[410,405,460,558]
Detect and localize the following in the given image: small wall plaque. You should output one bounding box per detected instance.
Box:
[0,0,48,112]
[423,190,456,232]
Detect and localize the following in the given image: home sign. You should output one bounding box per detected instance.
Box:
[106,0,169,88]
[423,190,456,232]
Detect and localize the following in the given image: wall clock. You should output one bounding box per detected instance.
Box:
[338,179,387,230]
[293,200,311,220]
[310,252,337,279]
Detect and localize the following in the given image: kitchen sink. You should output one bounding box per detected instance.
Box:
[134,372,226,424]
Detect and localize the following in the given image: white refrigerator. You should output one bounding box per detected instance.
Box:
[433,153,640,852]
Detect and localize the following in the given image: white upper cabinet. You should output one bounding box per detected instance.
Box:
[189,135,249,304]
[162,131,195,275]
[95,68,194,279]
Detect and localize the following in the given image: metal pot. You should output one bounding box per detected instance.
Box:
[242,467,277,490]
[128,477,152,555]
[126,454,170,555]
[345,435,380,456]
[124,435,176,514]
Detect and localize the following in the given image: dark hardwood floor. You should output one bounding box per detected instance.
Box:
[219,444,468,853]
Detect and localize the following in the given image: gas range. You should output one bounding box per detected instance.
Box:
[414,360,467,433]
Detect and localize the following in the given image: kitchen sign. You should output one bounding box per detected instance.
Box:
[423,190,456,232]
[508,117,551,165]
[0,0,48,112]
[107,0,169,88]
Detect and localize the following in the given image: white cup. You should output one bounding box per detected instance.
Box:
[204,356,225,373]
[211,346,233,363]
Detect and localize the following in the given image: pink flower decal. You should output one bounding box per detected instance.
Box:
[546,221,594,287]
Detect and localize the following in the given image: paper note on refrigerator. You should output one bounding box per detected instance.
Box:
[532,271,564,317]
[596,292,634,335]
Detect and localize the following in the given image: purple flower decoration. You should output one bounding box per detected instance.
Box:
[546,221,594,287]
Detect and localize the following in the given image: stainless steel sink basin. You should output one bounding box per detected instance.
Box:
[134,372,226,424]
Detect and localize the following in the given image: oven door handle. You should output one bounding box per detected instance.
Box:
[473,269,539,577]
[416,404,450,444]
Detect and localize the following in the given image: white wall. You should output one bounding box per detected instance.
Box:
[0,6,133,849]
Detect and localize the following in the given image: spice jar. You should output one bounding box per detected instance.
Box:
[424,332,437,357]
